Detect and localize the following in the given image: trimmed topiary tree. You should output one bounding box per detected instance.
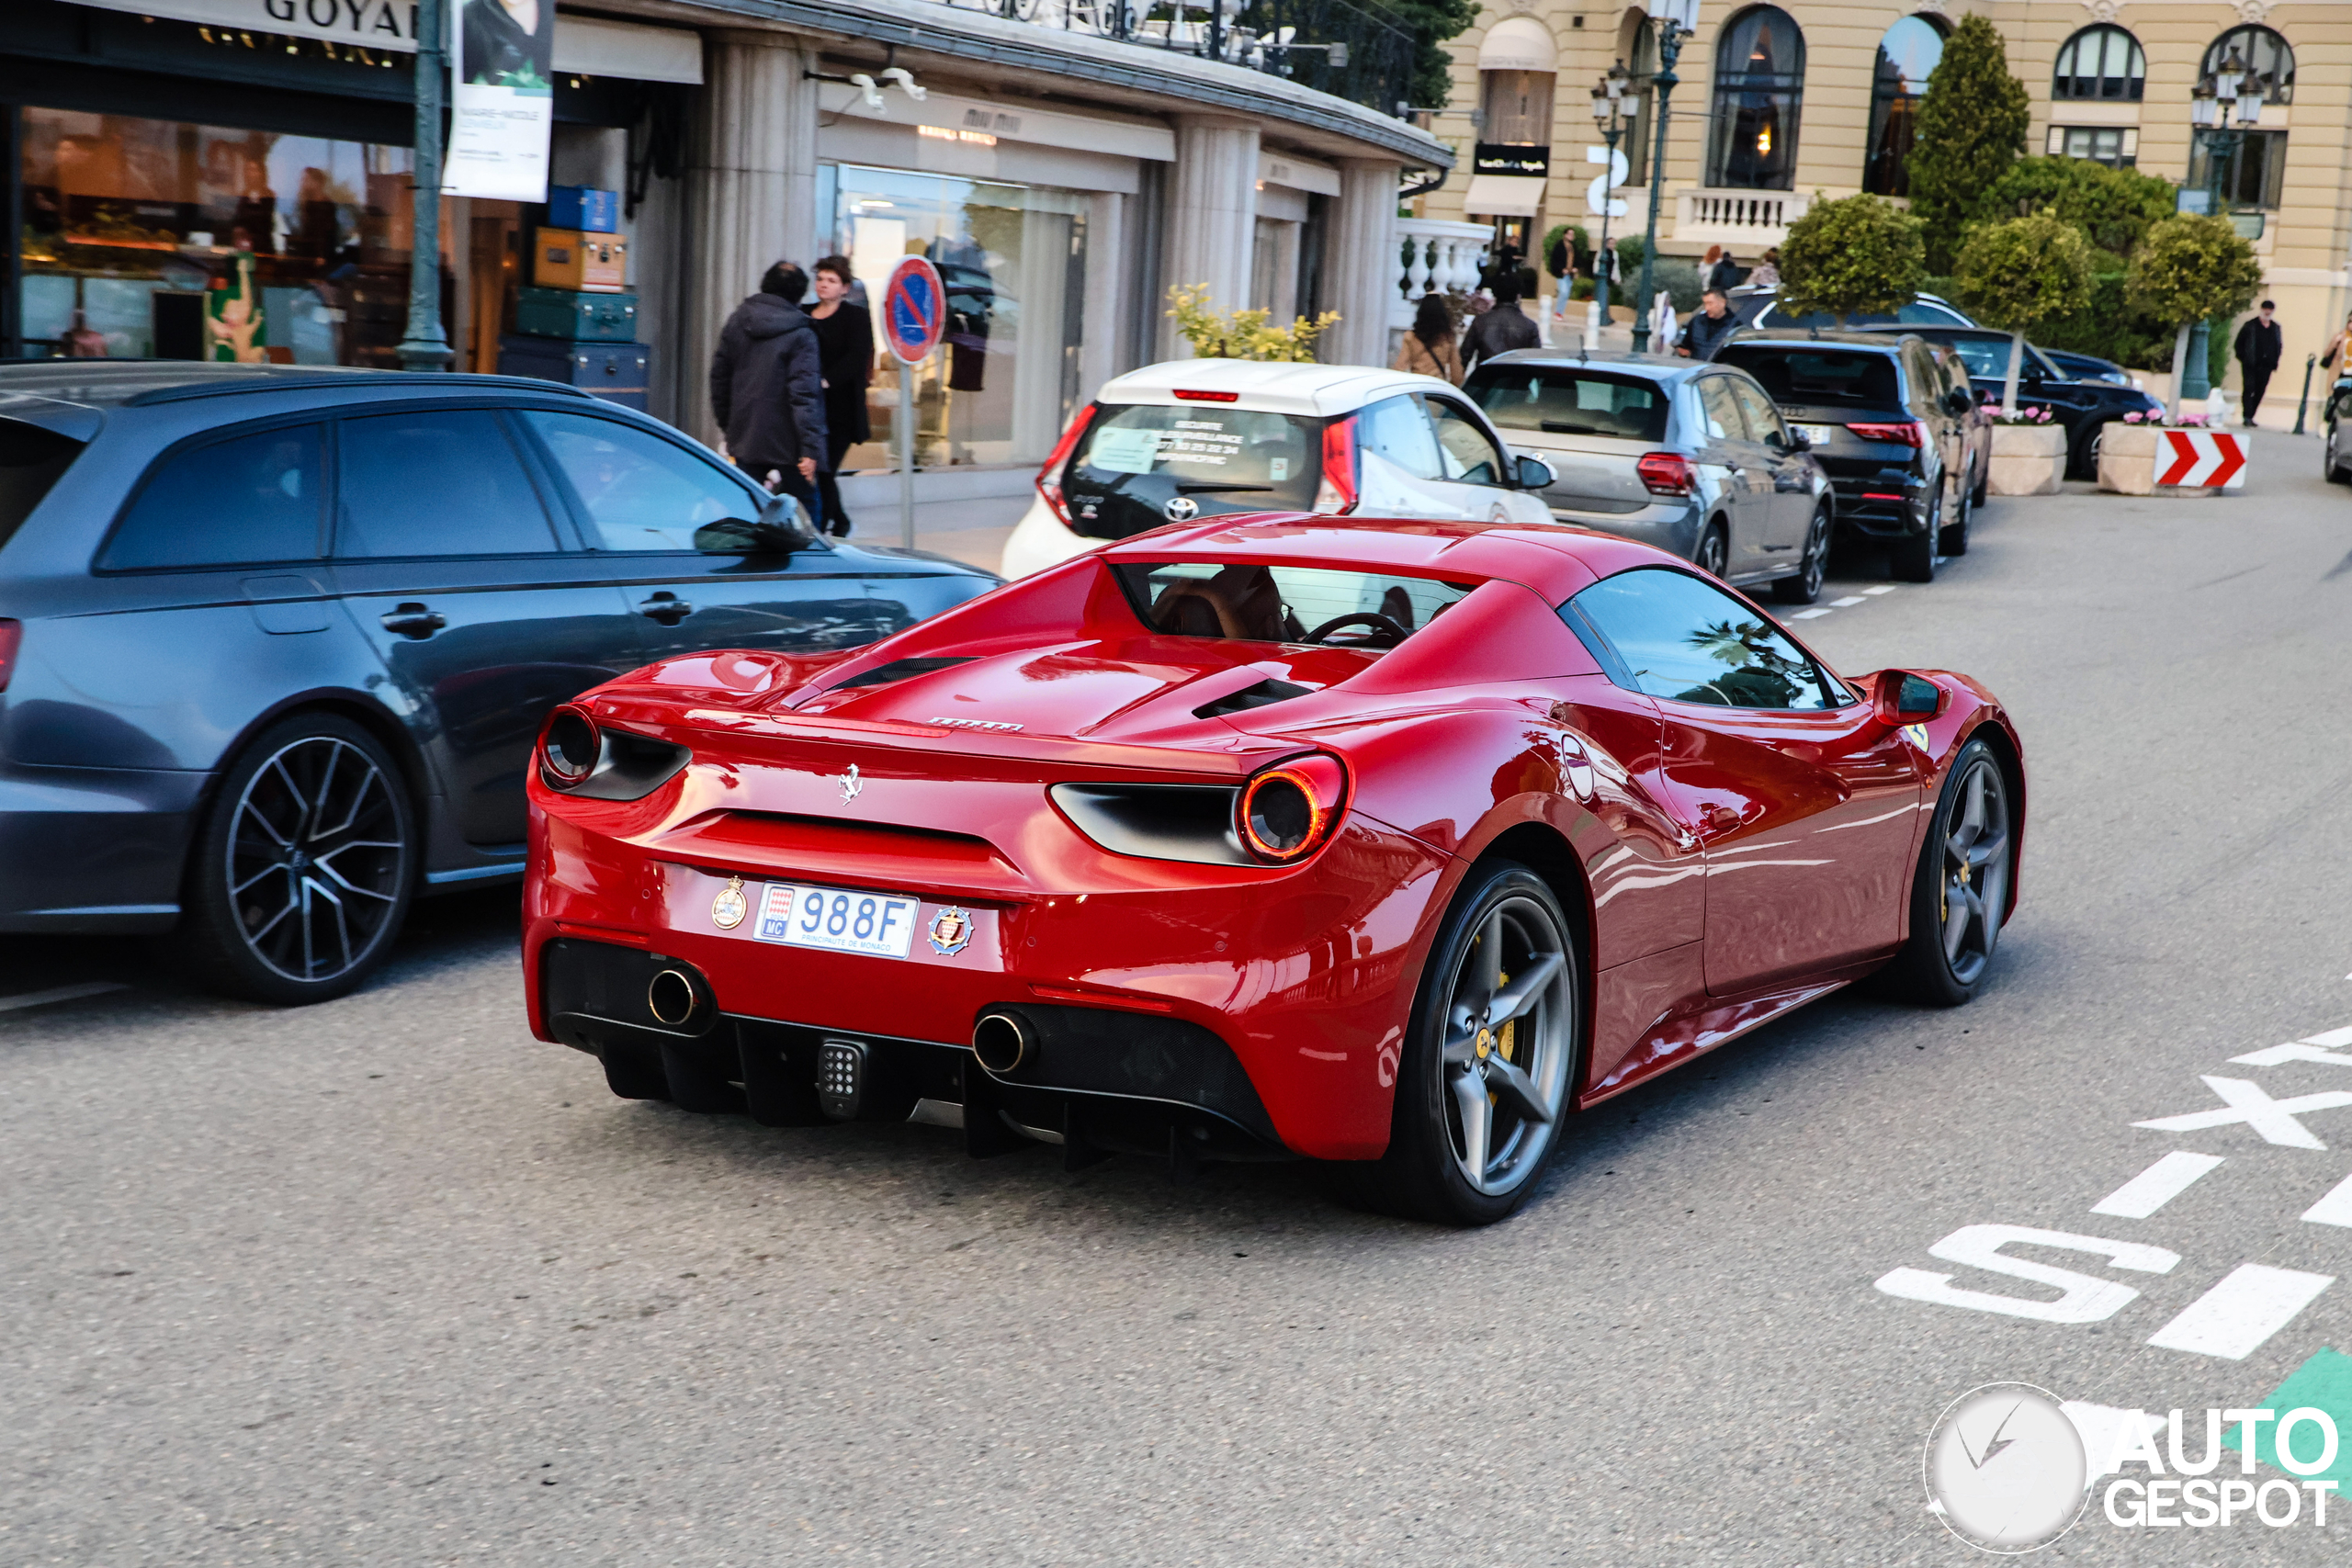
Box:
[1967,155,2177,259]
[1777,194,1926,326]
[1953,211,2094,413]
[1907,16,2031,273]
[2126,215,2263,421]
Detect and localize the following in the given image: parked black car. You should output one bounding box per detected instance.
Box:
[1727,288,1974,333]
[1714,331,1990,583]
[1465,350,1836,602]
[2040,347,2137,388]
[0,362,996,1003]
[1860,326,2164,479]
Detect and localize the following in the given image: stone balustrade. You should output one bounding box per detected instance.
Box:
[1672,188,1814,254]
[1392,219,1491,333]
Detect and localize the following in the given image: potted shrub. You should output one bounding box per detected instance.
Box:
[2126,215,2262,423]
[2097,409,2234,496]
[1982,404,2065,496]
[1777,194,1927,325]
[1953,210,2093,416]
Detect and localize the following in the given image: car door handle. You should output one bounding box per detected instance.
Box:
[637,592,695,624]
[379,603,445,638]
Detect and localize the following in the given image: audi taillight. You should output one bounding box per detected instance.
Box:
[1238,753,1350,864]
[1315,416,1359,513]
[1848,421,1925,447]
[0,620,18,693]
[1635,451,1694,496]
[539,704,600,789]
[1035,404,1096,528]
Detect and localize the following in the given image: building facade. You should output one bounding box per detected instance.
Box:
[1421,2,2351,380]
[4,0,1446,496]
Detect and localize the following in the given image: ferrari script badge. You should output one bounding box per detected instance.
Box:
[927,907,974,956]
[1163,495,1199,523]
[837,762,863,803]
[710,874,748,930]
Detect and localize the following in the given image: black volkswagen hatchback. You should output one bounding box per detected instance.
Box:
[0,363,996,1003]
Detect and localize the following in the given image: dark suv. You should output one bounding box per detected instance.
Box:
[0,363,995,1002]
[1713,331,1989,582]
[1863,325,2164,479]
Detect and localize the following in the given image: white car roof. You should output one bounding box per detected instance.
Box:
[1095,358,1453,417]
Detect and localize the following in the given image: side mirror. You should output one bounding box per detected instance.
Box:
[1874,670,1947,724]
[1514,453,1556,491]
[1942,389,1974,416]
[694,491,820,555]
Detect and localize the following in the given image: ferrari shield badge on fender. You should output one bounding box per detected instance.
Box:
[1903,723,1931,752]
[710,874,749,930]
[927,908,974,956]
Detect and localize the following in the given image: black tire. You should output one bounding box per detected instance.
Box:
[1939,470,1972,558]
[175,713,418,1005]
[1694,521,1730,581]
[1970,450,1988,507]
[2069,420,2108,482]
[1881,738,2013,1008]
[1324,862,1582,1226]
[2325,421,2349,485]
[1773,506,1830,604]
[1891,489,1939,583]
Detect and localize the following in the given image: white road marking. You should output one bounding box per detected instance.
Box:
[2232,1043,2352,1068]
[0,982,130,1014]
[2302,1025,2352,1047]
[1792,607,1834,619]
[2132,1077,2352,1150]
[1829,595,1867,607]
[2144,1264,2335,1360]
[2065,1403,2168,1485]
[2301,1170,2352,1228]
[1874,1224,2178,1324]
[1863,584,1896,595]
[2093,1151,2226,1217]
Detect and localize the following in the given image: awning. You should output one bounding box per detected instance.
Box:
[1464,175,1546,217]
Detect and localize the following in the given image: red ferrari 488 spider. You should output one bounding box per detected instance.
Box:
[523,517,2022,1224]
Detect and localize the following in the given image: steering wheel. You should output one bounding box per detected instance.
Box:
[1302,611,1410,648]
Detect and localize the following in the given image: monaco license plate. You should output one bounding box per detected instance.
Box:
[752,883,921,959]
[1792,423,1835,447]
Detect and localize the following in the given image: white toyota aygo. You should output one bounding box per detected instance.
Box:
[1000,358,1560,578]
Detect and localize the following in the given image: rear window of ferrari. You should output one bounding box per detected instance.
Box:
[1113,560,1475,646]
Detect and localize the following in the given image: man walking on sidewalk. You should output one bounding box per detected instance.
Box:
[2233,299,2282,427]
[709,262,828,525]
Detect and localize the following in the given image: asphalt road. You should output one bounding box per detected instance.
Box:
[6,430,2350,1565]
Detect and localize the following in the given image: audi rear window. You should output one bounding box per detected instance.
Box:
[1717,347,1902,409]
[1465,368,1669,441]
[1113,560,1474,647]
[0,419,85,551]
[1071,404,1322,510]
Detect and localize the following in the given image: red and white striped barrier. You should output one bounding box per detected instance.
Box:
[2154,429,2247,489]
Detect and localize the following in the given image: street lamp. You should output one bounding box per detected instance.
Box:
[395,0,453,371]
[1628,0,1699,355]
[2180,51,2265,400]
[1589,61,1635,323]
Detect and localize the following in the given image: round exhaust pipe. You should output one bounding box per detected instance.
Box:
[647,967,703,1028]
[972,1010,1035,1077]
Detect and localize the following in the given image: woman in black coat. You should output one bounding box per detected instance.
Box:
[807,256,874,537]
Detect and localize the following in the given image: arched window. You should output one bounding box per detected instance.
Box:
[1707,6,1804,191]
[1864,15,1945,197]
[2203,25,2294,104]
[2052,25,2143,101]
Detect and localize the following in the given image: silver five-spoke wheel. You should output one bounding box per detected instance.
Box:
[1936,752,2010,988]
[1440,893,1574,1198]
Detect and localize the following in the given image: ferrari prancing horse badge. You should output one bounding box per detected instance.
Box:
[711,874,749,930]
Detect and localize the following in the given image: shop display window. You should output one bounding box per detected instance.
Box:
[17,107,427,365]
[819,164,1088,471]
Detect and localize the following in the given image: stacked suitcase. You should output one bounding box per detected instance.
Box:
[497,186,650,412]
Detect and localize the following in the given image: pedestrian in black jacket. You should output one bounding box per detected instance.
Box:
[2233,299,2283,427]
[1678,288,1738,361]
[807,255,874,538]
[1463,279,1540,370]
[709,262,828,526]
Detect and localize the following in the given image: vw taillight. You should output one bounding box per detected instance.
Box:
[1238,753,1350,863]
[1636,451,1695,496]
[1035,404,1097,528]
[1315,417,1359,513]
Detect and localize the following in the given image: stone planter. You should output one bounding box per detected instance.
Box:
[1985,423,2065,496]
[2093,421,2235,496]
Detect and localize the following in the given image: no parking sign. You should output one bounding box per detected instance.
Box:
[881,257,945,365]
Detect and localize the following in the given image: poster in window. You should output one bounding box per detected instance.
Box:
[444,0,555,201]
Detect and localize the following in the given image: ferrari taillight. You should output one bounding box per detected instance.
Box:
[0,620,19,694]
[539,704,600,789]
[1315,417,1359,513]
[1035,403,1097,528]
[1636,451,1694,496]
[1848,420,1926,448]
[1238,753,1350,864]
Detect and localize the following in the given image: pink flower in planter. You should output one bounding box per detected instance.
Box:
[2180,412,2205,427]
[2124,412,2144,423]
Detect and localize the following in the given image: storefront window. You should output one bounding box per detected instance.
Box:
[19,107,422,365]
[818,164,1087,470]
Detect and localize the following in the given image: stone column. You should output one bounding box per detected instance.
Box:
[679,29,819,445]
[1161,116,1260,358]
[1080,189,1127,393]
[1323,157,1400,368]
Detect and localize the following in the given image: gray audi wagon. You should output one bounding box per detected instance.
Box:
[0,363,995,1003]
